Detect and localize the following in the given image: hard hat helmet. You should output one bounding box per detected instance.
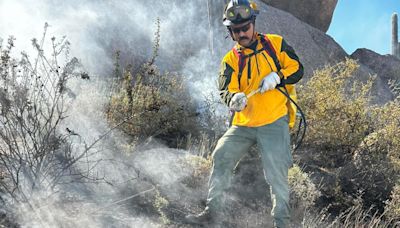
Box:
[223,0,259,26]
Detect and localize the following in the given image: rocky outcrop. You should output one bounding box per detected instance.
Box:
[261,0,338,32]
[351,48,400,82]
[351,48,400,102]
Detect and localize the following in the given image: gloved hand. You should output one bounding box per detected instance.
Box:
[259,72,281,93]
[229,92,247,112]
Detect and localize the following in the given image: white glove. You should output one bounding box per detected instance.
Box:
[229,92,247,112]
[259,72,281,93]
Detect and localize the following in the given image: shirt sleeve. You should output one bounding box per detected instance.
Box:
[278,39,304,84]
[218,60,239,106]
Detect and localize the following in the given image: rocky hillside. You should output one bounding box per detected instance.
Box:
[351,48,400,101]
[261,0,338,32]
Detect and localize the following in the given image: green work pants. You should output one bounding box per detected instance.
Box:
[206,116,292,228]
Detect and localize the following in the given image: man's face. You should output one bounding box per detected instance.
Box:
[230,21,255,47]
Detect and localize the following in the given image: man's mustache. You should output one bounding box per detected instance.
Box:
[239,37,249,41]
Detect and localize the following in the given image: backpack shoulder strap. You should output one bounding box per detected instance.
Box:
[232,47,246,83]
[259,34,281,71]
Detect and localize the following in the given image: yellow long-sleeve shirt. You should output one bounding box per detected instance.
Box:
[218,33,303,127]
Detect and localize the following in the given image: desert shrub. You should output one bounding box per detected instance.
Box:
[106,19,200,147]
[297,58,400,219]
[153,189,170,224]
[107,65,198,145]
[350,127,400,209]
[289,165,321,210]
[184,155,212,178]
[0,25,94,202]
[180,155,211,188]
[342,91,400,210]
[370,101,400,170]
[385,183,400,224]
[298,58,373,167]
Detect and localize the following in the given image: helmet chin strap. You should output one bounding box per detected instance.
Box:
[250,19,256,42]
[227,27,234,40]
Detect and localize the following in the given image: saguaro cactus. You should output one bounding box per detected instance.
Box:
[393,13,399,58]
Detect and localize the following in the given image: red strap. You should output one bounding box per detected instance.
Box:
[232,47,246,77]
[260,34,281,71]
[263,35,276,56]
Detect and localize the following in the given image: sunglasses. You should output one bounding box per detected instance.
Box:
[226,5,252,21]
[231,22,252,34]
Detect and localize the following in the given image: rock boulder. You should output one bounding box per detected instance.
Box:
[351,48,400,102]
[260,0,338,32]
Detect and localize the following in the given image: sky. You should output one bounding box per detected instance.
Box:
[327,0,400,55]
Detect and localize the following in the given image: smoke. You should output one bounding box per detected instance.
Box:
[0,0,236,103]
[1,75,205,227]
[0,0,231,76]
[0,1,235,227]
[2,80,203,227]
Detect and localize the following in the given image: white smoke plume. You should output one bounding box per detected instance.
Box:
[0,0,234,227]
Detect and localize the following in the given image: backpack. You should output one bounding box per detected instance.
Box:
[232,34,297,128]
